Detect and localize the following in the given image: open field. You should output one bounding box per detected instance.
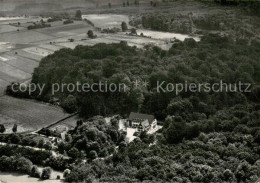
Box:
[82,14,129,29]
[3,55,39,74]
[0,70,19,84]
[36,21,90,35]
[0,96,69,133]
[23,47,54,57]
[16,49,45,61]
[0,61,31,81]
[0,24,26,33]
[38,44,64,52]
[0,31,55,44]
[0,42,13,53]
[0,79,9,95]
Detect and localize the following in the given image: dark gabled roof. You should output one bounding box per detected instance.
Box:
[129,112,155,124]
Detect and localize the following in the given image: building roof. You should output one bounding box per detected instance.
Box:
[129,112,155,124]
[132,118,145,123]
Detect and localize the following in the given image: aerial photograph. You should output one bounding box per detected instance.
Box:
[0,0,259,182]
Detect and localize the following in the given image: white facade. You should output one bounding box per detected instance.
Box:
[151,119,157,129]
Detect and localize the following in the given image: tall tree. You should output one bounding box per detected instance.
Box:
[0,124,5,133]
[121,21,128,32]
[30,165,41,178]
[41,167,52,180]
[87,30,94,38]
[131,28,137,34]
[75,10,82,20]
[43,142,52,151]
[163,116,187,144]
[38,139,44,149]
[12,124,17,133]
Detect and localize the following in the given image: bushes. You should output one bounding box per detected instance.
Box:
[47,17,62,22]
[0,133,38,147]
[41,167,52,180]
[0,154,53,180]
[0,124,6,133]
[0,145,51,166]
[0,156,32,174]
[43,156,69,171]
[75,10,82,20]
[89,150,98,160]
[121,21,128,32]
[63,19,74,24]
[61,95,78,113]
[27,23,51,30]
[30,165,41,178]
[87,30,97,39]
[64,117,123,160]
[16,156,33,174]
[102,27,120,34]
[6,82,30,98]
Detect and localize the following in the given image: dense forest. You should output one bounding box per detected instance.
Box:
[130,14,193,34]
[130,5,260,37]
[64,130,260,182]
[19,34,259,121]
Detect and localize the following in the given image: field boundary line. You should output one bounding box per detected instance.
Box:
[17,54,42,63]
[36,112,79,133]
[1,60,34,75]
